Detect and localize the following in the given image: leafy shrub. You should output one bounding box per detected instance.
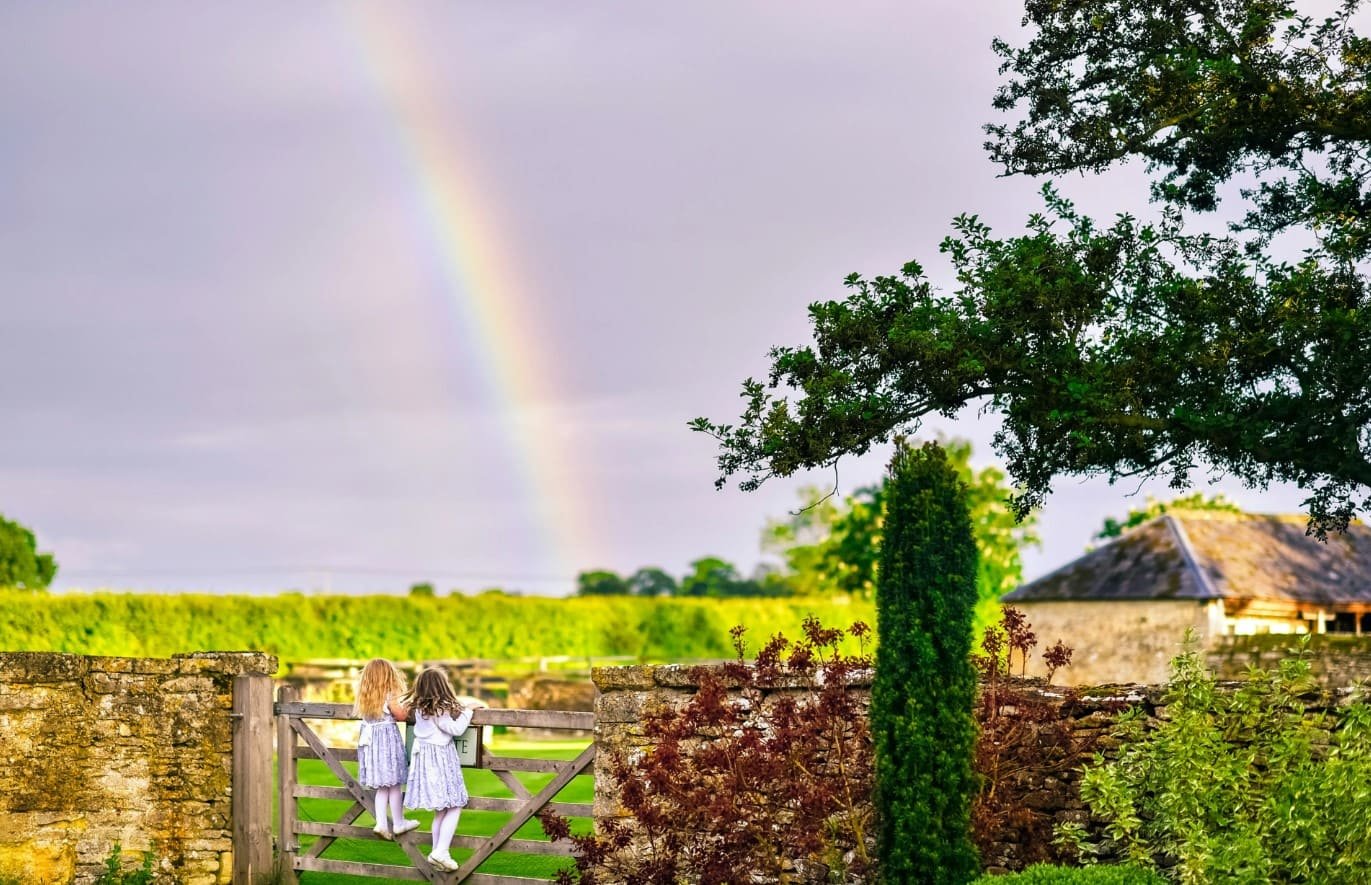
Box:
[540,618,876,884]
[872,442,979,883]
[972,607,1100,868]
[95,844,155,885]
[972,864,1164,884]
[1058,640,1371,883]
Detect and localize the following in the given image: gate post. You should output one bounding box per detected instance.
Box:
[232,673,274,882]
[277,684,300,879]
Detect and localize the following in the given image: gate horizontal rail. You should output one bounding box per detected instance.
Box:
[275,688,594,884]
[292,784,592,817]
[275,701,594,730]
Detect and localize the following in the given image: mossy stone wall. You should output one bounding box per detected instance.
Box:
[1208,634,1371,686]
[591,666,1357,875]
[0,651,275,885]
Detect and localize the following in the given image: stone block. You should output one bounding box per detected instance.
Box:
[1073,709,1121,728]
[91,658,143,674]
[130,658,179,675]
[160,676,216,694]
[592,665,656,691]
[0,838,77,885]
[173,652,277,677]
[86,672,129,694]
[594,691,650,724]
[650,664,703,689]
[0,691,48,712]
[0,652,87,683]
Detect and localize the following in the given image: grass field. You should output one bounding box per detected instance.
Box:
[280,738,593,884]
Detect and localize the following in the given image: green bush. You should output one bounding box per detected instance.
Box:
[94,844,155,885]
[1059,640,1371,883]
[972,865,1164,884]
[0,590,873,664]
[872,442,979,883]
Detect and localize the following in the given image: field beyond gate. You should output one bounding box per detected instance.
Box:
[275,687,595,883]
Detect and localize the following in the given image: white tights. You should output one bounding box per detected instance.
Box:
[430,806,461,855]
[373,785,405,831]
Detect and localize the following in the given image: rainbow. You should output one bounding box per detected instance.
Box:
[342,7,592,584]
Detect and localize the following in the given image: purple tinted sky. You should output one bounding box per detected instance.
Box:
[1,1,1307,595]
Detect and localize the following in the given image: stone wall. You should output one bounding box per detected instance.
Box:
[594,664,1087,873]
[591,664,1353,875]
[0,651,276,885]
[592,664,856,821]
[972,683,1152,873]
[1208,633,1371,686]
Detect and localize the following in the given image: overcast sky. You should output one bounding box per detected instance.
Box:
[1,1,1310,595]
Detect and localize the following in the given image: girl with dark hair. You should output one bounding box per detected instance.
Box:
[401,668,472,872]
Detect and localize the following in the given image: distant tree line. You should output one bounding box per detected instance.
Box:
[575,559,794,599]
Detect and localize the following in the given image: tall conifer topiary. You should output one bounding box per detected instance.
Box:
[872,441,979,882]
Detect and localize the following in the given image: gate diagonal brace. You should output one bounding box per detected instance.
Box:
[451,743,597,883]
[491,770,531,800]
[302,802,368,860]
[291,717,443,882]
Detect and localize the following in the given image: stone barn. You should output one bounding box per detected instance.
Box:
[1003,512,1371,684]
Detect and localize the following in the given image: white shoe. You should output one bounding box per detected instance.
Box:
[427,852,459,872]
[372,825,393,841]
[393,819,420,837]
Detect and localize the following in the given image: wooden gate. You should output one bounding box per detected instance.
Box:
[275,686,595,883]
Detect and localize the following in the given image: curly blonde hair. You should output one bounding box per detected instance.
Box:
[353,658,407,720]
[402,668,464,719]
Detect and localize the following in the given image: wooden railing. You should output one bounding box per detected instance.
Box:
[275,686,594,883]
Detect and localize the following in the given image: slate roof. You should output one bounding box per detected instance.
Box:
[1003,513,1371,606]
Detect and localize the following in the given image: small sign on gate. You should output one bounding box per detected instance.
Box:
[403,720,484,766]
[453,724,481,766]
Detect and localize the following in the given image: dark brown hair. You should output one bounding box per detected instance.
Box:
[402,668,464,719]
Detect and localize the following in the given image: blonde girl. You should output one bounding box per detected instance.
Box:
[402,668,473,873]
[353,659,419,840]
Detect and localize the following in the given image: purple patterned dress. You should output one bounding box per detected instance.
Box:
[404,710,470,810]
[357,699,407,789]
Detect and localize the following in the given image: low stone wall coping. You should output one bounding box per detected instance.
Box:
[593,662,875,692]
[0,650,277,681]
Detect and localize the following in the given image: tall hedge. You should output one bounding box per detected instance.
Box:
[872,441,980,882]
[0,591,873,665]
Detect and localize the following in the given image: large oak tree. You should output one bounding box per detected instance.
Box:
[694,0,1371,536]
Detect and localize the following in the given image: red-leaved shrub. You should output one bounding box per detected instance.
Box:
[971,606,1105,869]
[540,618,875,884]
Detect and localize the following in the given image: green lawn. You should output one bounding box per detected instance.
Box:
[279,738,593,884]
